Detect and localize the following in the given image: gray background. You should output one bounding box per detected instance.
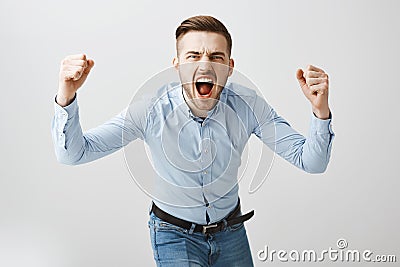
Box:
[1,0,399,266]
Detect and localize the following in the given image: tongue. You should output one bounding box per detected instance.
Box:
[196,82,213,95]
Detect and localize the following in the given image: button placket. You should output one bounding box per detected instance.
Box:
[203,126,213,187]
[200,122,212,198]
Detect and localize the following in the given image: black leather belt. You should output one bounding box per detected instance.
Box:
[150,199,254,235]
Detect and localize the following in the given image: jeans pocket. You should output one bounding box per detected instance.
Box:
[151,213,187,233]
[157,221,187,234]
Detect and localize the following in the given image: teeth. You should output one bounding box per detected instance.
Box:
[196,77,213,83]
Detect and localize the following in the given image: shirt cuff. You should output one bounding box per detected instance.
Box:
[54,94,78,119]
[310,112,334,134]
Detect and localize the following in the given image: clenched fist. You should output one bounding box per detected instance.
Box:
[296,65,330,120]
[57,54,94,107]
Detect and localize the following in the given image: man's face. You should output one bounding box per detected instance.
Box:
[173,31,234,116]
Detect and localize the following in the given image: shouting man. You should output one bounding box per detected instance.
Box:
[52,15,334,267]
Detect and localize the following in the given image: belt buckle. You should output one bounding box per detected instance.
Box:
[202,224,218,234]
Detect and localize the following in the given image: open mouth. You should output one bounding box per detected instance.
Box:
[195,77,214,97]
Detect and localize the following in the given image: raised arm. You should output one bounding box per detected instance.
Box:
[252,65,334,173]
[51,54,145,165]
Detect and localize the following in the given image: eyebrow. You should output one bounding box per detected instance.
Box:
[185,51,226,57]
[185,51,201,55]
[209,52,226,57]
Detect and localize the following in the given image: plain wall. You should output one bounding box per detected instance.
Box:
[0,0,399,266]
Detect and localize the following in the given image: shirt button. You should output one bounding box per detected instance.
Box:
[204,149,208,153]
[203,171,207,174]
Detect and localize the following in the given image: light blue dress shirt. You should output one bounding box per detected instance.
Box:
[51,82,334,224]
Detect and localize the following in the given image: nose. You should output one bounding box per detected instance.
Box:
[198,56,212,71]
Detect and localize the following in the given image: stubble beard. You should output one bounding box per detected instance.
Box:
[181,83,222,118]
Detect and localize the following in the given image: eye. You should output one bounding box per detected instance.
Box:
[210,55,223,60]
[187,55,199,59]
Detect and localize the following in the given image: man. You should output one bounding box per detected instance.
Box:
[52,15,334,267]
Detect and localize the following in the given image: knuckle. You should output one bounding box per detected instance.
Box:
[60,71,69,79]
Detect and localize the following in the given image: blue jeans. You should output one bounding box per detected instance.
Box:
[148,211,254,267]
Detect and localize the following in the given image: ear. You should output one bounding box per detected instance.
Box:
[228,58,235,76]
[172,57,179,70]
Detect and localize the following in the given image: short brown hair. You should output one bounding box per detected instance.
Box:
[175,15,232,57]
